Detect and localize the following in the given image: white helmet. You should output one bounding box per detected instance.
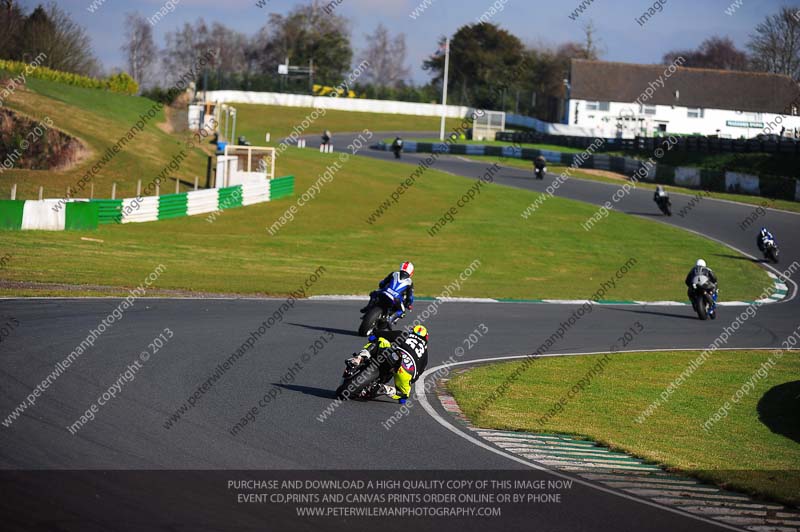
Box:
[696,259,706,268]
[400,261,414,277]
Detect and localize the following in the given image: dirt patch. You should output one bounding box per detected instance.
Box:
[0,108,88,171]
[578,168,629,180]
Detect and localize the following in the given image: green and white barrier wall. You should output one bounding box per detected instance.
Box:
[0,175,294,230]
[375,142,799,202]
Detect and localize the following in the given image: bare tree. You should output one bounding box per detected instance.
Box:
[748,7,800,80]
[581,20,602,60]
[207,22,247,74]
[359,24,410,91]
[22,4,99,76]
[262,3,353,85]
[121,13,157,90]
[664,36,750,71]
[0,0,26,60]
[162,19,248,88]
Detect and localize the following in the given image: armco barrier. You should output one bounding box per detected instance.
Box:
[158,193,189,220]
[270,175,294,200]
[64,202,99,230]
[373,142,798,202]
[93,199,123,224]
[0,199,99,230]
[0,176,295,230]
[0,200,25,230]
[218,185,243,210]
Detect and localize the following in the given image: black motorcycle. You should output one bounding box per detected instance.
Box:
[534,165,546,180]
[762,237,780,264]
[336,347,399,400]
[655,195,672,216]
[391,139,403,159]
[358,292,397,336]
[689,275,717,320]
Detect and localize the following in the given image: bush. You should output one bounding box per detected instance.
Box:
[140,86,183,106]
[0,59,137,95]
[104,72,138,95]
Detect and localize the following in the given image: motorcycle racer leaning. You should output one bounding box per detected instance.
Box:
[347,325,429,404]
[757,227,775,253]
[361,262,415,325]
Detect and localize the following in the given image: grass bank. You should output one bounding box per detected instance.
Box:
[448,350,800,505]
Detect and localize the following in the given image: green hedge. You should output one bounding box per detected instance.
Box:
[700,169,726,192]
[0,59,138,95]
[758,174,798,201]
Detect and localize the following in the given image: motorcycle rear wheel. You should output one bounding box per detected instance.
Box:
[358,306,382,337]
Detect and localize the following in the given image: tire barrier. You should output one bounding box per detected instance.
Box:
[0,176,295,230]
[372,142,799,203]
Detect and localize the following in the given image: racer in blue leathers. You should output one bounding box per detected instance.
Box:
[757,227,776,254]
[361,262,415,325]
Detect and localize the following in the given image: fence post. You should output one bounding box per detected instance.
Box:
[38,186,43,200]
[111,182,116,200]
[90,182,94,199]
[194,176,199,190]
[137,179,141,197]
[155,183,159,196]
[175,178,180,194]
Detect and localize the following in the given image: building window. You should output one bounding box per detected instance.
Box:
[586,101,610,111]
[640,104,656,116]
[687,108,704,118]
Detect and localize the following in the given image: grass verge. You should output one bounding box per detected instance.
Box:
[448,350,800,505]
[0,78,773,300]
[0,146,771,300]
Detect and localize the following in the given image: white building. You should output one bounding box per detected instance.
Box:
[566,59,800,139]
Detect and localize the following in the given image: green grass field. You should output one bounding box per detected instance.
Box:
[0,79,772,300]
[234,104,463,145]
[448,350,800,505]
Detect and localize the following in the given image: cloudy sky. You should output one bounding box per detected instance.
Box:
[25,0,789,83]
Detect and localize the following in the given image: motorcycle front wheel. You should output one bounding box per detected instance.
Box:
[336,362,381,400]
[767,247,779,264]
[694,295,708,320]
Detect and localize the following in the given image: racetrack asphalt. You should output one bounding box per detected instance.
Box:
[0,131,797,532]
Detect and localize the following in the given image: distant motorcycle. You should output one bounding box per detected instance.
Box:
[391,138,403,159]
[689,274,717,320]
[655,195,672,216]
[761,237,780,264]
[534,165,546,180]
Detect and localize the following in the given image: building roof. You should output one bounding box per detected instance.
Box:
[569,59,800,114]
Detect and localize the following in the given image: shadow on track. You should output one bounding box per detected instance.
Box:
[713,253,767,264]
[274,382,337,400]
[627,211,665,217]
[757,381,800,444]
[603,306,697,321]
[274,383,398,405]
[286,322,360,337]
